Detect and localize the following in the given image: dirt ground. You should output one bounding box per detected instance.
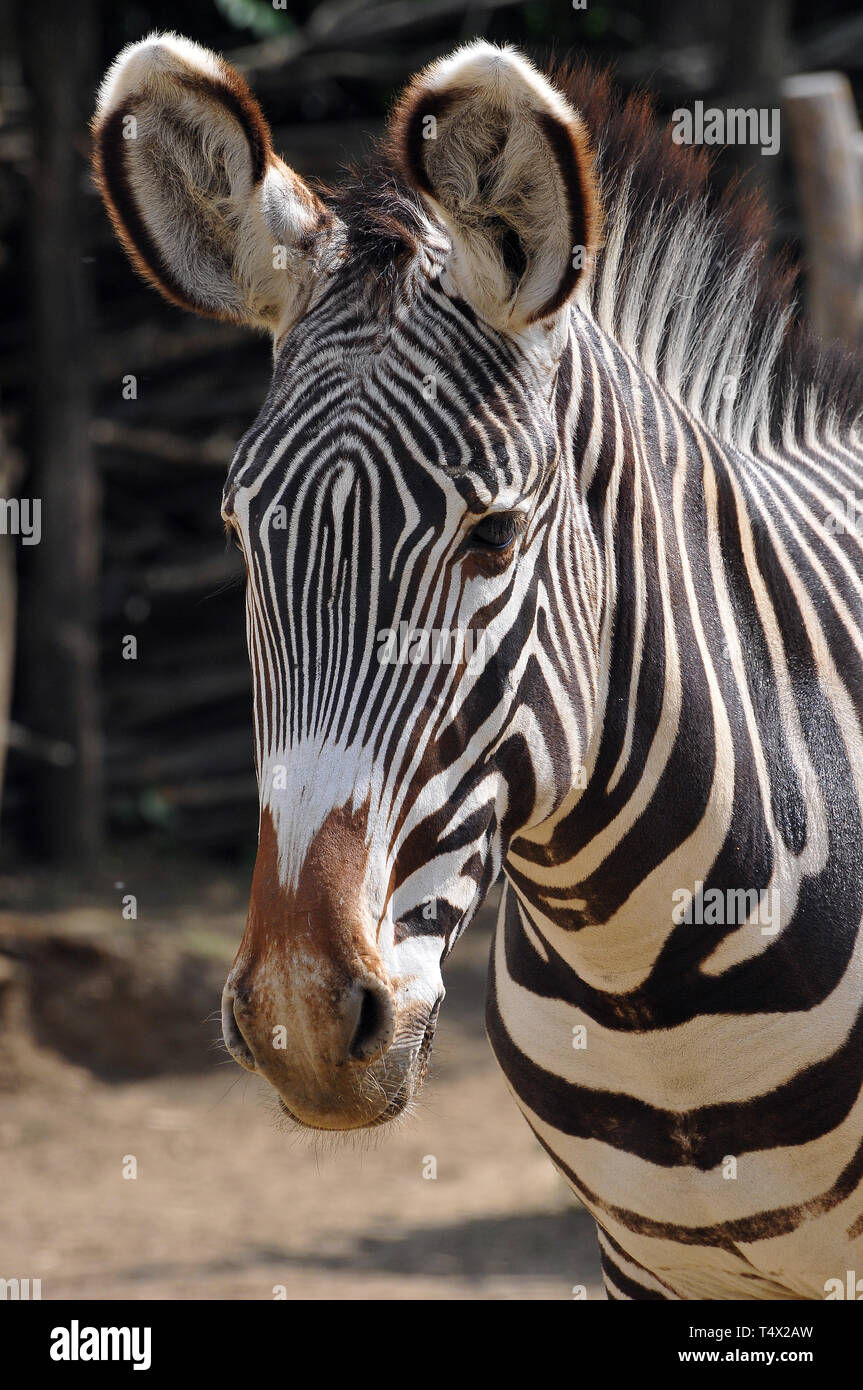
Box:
[0,867,604,1301]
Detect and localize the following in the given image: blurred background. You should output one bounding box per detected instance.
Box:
[0,0,861,1300]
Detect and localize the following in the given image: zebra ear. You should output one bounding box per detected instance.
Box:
[390,42,600,333]
[92,34,339,333]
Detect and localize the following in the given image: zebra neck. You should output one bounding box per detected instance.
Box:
[503,318,863,1000]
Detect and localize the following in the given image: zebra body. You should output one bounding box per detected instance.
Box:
[489,309,863,1299]
[92,34,863,1299]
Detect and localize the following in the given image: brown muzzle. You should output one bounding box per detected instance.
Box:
[221,803,404,1129]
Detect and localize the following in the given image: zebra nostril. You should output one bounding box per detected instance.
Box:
[221,989,256,1071]
[348,981,394,1062]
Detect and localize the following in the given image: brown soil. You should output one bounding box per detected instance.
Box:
[0,880,604,1300]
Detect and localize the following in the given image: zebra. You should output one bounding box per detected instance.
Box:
[92,34,863,1301]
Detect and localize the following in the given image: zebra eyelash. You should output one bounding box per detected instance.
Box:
[467,511,527,553]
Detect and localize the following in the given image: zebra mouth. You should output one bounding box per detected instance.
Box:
[370,996,442,1125]
[276,996,443,1131]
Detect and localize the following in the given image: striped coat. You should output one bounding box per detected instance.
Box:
[93,35,863,1299]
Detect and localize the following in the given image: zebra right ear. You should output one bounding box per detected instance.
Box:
[92,33,341,334]
[389,42,600,334]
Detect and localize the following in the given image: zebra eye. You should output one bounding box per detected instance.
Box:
[469,513,520,551]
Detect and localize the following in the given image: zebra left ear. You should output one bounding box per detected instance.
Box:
[389,42,600,333]
[92,34,339,333]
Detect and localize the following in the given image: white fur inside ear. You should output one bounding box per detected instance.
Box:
[397,40,597,333]
[94,32,341,330]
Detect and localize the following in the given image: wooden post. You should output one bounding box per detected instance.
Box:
[782,71,863,346]
[718,0,790,218]
[0,0,22,833]
[0,431,17,826]
[18,0,102,864]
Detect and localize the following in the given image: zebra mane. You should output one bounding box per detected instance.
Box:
[330,60,863,454]
[557,63,863,454]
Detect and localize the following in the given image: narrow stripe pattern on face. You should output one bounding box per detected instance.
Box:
[224,271,596,941]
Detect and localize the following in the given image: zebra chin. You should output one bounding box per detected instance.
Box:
[222,984,442,1132]
[282,1004,441,1132]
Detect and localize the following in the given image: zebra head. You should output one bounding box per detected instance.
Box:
[94,35,601,1129]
